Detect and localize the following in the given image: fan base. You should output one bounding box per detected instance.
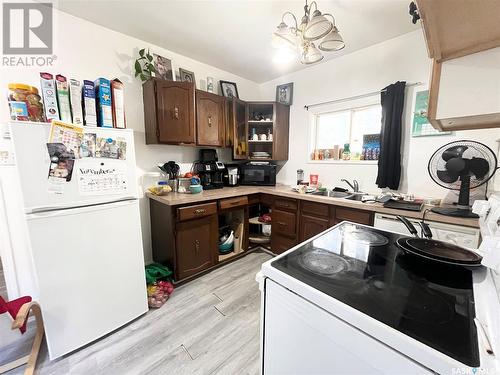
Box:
[431,207,479,218]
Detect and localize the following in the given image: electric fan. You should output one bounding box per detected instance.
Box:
[428,140,498,218]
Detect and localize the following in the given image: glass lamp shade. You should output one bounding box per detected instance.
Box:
[272,22,296,49]
[303,11,333,40]
[300,42,324,65]
[318,26,345,51]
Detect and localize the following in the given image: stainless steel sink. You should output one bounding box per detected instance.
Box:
[310,190,367,201]
[344,193,367,201]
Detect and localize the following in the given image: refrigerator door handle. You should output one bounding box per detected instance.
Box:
[27,199,137,219]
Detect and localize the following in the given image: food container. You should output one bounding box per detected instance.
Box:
[177,178,191,193]
[8,83,45,122]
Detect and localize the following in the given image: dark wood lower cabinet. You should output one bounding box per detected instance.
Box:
[271,234,297,255]
[175,215,218,280]
[299,214,330,242]
[334,207,373,226]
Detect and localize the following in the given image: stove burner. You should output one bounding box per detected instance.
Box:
[299,249,349,276]
[343,229,389,246]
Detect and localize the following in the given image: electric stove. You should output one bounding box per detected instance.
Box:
[271,222,479,367]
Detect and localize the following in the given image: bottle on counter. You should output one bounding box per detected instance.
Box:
[297,169,304,185]
[342,143,351,160]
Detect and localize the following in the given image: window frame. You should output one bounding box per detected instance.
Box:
[308,101,382,165]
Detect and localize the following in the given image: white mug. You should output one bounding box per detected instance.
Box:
[252,134,259,141]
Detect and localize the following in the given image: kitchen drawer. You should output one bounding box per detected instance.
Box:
[261,194,274,207]
[301,200,330,218]
[177,202,217,221]
[273,209,297,237]
[271,234,297,255]
[219,196,248,210]
[274,198,297,212]
[335,207,373,226]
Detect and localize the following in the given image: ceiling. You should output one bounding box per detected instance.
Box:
[56,0,419,83]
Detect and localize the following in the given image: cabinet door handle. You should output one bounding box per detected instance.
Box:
[208,115,212,127]
[194,239,200,254]
[173,107,179,120]
[194,209,206,214]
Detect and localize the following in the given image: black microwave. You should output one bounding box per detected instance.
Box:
[239,163,276,186]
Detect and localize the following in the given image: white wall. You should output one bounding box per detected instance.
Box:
[259,30,500,198]
[0,9,261,263]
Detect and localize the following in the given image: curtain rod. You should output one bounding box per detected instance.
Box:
[304,82,423,111]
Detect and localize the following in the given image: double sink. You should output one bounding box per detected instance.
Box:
[311,190,367,201]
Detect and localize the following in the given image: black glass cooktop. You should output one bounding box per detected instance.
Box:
[272,222,479,367]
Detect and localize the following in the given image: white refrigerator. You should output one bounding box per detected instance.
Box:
[0,121,148,360]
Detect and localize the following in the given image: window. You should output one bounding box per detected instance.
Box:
[310,104,382,161]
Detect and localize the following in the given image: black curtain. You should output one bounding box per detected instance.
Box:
[376,81,406,190]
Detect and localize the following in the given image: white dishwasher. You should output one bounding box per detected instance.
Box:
[373,213,480,248]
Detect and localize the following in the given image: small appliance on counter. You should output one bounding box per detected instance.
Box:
[193,149,224,190]
[223,164,240,187]
[239,162,276,186]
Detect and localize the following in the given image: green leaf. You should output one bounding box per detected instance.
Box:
[139,48,145,57]
[140,73,146,81]
[135,70,140,77]
[134,60,141,73]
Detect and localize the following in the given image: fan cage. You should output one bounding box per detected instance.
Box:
[427,140,498,190]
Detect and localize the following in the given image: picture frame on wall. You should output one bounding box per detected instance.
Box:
[411,86,451,137]
[179,68,195,85]
[276,82,293,106]
[219,80,239,99]
[153,54,174,81]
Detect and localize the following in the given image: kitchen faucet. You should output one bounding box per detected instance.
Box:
[341,179,360,192]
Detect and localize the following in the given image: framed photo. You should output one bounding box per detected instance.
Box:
[411,86,451,137]
[179,68,195,85]
[276,82,293,106]
[219,80,239,99]
[153,54,173,81]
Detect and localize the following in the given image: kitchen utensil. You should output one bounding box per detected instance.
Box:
[396,216,419,237]
[396,237,483,266]
[396,215,483,266]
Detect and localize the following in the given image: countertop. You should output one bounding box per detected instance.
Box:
[146,185,480,228]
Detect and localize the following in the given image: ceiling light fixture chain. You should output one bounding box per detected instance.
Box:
[272,0,345,65]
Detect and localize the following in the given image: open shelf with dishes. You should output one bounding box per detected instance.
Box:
[248,102,275,160]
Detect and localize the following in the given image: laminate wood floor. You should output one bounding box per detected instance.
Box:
[2,251,272,375]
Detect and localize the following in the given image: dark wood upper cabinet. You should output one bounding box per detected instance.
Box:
[143,79,196,145]
[196,90,225,147]
[232,98,248,159]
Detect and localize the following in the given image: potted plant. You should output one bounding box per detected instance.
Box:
[134,48,158,82]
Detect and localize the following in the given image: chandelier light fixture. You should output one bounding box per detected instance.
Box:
[272,0,345,65]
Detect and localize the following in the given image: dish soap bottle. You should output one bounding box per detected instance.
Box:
[342,143,351,160]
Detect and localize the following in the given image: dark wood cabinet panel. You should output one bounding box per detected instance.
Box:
[233,99,248,159]
[273,102,290,161]
[273,208,297,238]
[177,202,217,222]
[301,200,330,218]
[274,198,297,212]
[143,79,196,145]
[176,215,217,280]
[299,214,330,242]
[196,90,225,147]
[271,234,297,255]
[334,206,373,226]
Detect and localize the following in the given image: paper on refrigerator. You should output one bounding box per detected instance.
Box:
[77,161,128,195]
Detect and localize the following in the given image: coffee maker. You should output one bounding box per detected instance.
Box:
[193,149,225,190]
[223,164,240,186]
